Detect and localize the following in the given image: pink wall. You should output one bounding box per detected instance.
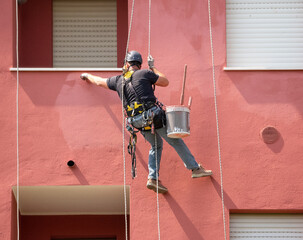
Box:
[2,0,303,240]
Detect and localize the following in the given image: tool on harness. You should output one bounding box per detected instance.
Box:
[123,70,140,178]
[127,124,138,179]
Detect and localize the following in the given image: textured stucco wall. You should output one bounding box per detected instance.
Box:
[1,0,303,239]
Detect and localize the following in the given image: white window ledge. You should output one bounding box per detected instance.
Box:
[224,67,303,71]
[10,67,122,72]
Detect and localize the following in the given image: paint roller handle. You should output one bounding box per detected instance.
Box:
[80,73,89,81]
[188,96,192,109]
[180,64,187,105]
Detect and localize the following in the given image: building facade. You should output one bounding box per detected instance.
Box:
[1,0,303,239]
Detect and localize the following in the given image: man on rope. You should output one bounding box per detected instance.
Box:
[80,50,212,194]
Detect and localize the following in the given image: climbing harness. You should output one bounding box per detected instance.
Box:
[124,69,165,179]
[207,0,227,239]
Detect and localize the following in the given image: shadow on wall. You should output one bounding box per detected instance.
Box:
[266,135,284,153]
[226,71,303,116]
[18,72,118,106]
[164,193,205,240]
[18,72,125,147]
[260,128,284,153]
[160,177,237,239]
[211,177,237,209]
[68,163,90,185]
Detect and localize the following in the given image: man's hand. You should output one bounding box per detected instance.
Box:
[80,73,89,81]
[80,73,109,89]
[148,55,154,69]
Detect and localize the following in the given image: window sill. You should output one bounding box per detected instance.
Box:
[224,67,303,71]
[10,67,122,72]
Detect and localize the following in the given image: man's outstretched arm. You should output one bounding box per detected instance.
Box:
[80,73,109,89]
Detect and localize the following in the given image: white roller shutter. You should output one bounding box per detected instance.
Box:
[230,213,303,239]
[53,0,117,68]
[226,0,303,70]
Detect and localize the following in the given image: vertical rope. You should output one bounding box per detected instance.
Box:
[122,1,136,239]
[149,0,161,239]
[121,79,128,240]
[155,134,161,240]
[207,1,227,240]
[125,0,135,59]
[15,0,20,240]
[148,0,151,57]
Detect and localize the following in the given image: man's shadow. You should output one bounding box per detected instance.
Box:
[163,193,205,240]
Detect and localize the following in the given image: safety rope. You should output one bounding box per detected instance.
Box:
[148,0,161,239]
[121,80,128,240]
[148,0,151,57]
[207,1,227,240]
[125,0,135,59]
[122,0,136,239]
[155,133,161,240]
[15,0,20,240]
[123,0,161,239]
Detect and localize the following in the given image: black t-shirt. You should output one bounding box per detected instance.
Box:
[107,69,159,106]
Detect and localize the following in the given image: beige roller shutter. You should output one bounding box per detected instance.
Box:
[53,0,117,68]
[230,213,303,239]
[226,1,303,70]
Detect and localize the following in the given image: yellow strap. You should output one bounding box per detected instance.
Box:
[124,70,134,79]
[127,105,133,112]
[127,102,143,112]
[134,102,143,109]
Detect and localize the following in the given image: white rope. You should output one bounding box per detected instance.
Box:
[148,0,151,57]
[148,0,161,238]
[207,1,227,240]
[155,133,161,240]
[122,1,136,239]
[125,0,135,59]
[15,0,20,240]
[121,79,128,240]
[123,1,161,239]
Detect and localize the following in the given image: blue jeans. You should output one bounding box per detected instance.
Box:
[141,126,199,180]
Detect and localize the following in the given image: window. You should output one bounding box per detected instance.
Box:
[226,1,303,70]
[17,0,127,68]
[53,0,117,68]
[230,213,303,239]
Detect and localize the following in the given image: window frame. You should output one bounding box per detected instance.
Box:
[15,0,127,70]
[225,0,303,71]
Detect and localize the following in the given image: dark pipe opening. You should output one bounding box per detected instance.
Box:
[67,160,75,167]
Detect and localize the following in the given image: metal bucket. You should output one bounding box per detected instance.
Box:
[166,106,190,138]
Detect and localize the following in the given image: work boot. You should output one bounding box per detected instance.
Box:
[192,164,212,178]
[146,179,168,194]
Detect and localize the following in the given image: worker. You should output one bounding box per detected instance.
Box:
[80,51,212,194]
